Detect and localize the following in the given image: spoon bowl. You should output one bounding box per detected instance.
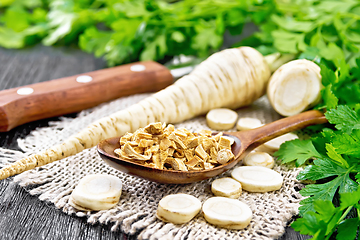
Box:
[97,110,327,184]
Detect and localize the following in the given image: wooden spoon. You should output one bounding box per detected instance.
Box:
[97,110,327,184]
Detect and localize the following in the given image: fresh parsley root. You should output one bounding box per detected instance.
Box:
[0,46,278,180]
[267,59,323,117]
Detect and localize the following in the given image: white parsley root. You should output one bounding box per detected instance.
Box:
[262,132,299,153]
[0,46,286,180]
[69,174,122,211]
[267,59,322,117]
[211,177,242,199]
[236,117,263,131]
[156,193,202,224]
[231,166,283,193]
[243,151,275,169]
[202,197,252,229]
[206,108,238,130]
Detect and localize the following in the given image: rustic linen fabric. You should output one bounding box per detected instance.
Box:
[0,93,304,240]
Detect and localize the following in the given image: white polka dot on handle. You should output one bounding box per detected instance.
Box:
[76,75,93,83]
[17,87,34,95]
[130,64,146,72]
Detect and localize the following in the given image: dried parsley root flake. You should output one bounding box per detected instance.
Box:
[114,122,235,171]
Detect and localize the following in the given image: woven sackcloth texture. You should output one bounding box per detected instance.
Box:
[0,93,305,240]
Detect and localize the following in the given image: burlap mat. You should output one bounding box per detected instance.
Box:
[0,93,304,240]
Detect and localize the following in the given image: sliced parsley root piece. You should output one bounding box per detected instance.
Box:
[202,197,252,229]
[156,194,202,224]
[267,59,323,117]
[69,174,122,211]
[0,46,275,180]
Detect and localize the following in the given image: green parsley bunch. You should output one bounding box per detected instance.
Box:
[275,60,360,239]
[0,0,272,66]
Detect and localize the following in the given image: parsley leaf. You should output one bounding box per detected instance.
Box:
[3,5,31,32]
[321,85,339,110]
[79,27,112,58]
[320,64,337,87]
[271,15,315,33]
[191,21,223,57]
[0,25,46,48]
[298,158,349,181]
[337,218,360,240]
[297,157,358,215]
[325,105,360,134]
[331,130,360,158]
[325,144,349,168]
[292,200,342,239]
[292,187,360,240]
[274,139,322,166]
[141,33,167,61]
[254,0,360,69]
[291,103,360,237]
[271,30,306,53]
[0,0,262,65]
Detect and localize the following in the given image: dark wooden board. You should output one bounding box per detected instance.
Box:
[0,45,310,240]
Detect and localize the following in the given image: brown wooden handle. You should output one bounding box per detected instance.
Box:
[233,110,328,155]
[0,61,173,132]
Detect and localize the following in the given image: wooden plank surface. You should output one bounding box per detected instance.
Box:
[0,45,310,240]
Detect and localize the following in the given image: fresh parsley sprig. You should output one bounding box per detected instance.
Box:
[0,0,273,66]
[291,186,360,240]
[239,0,360,69]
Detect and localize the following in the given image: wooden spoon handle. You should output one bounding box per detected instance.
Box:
[0,61,173,132]
[235,110,328,153]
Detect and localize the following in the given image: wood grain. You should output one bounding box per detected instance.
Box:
[0,60,173,131]
[0,45,310,240]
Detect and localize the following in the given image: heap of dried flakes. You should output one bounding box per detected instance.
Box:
[114,122,235,171]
